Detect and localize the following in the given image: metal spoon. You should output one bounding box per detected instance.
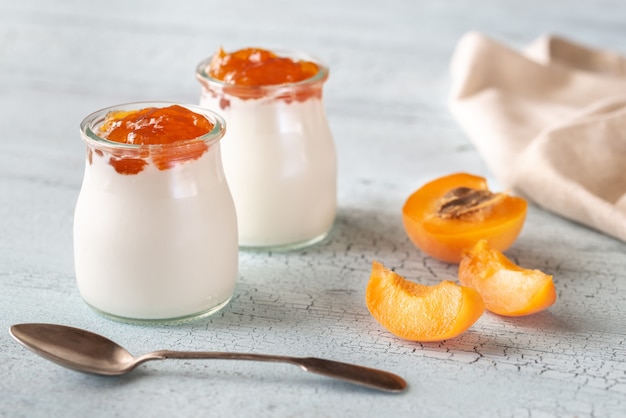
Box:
[10,323,407,392]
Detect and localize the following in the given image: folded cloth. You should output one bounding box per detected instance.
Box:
[449,32,626,242]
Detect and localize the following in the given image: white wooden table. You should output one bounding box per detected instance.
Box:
[1,1,625,416]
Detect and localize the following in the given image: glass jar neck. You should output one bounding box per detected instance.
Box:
[80,102,226,152]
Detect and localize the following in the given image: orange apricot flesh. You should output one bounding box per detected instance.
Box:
[365,261,485,342]
[458,240,556,316]
[402,173,527,263]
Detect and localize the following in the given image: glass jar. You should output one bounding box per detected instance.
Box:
[196,50,337,251]
[74,102,238,323]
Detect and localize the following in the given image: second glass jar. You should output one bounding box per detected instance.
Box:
[196,50,337,251]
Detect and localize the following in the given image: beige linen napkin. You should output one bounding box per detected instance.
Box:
[449,32,626,242]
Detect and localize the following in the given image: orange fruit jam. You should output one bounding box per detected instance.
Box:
[100,105,214,145]
[208,47,319,86]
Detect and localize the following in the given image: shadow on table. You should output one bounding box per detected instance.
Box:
[289,205,417,259]
[492,310,581,333]
[411,310,586,360]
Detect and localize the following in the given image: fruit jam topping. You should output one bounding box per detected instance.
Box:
[92,105,214,175]
[100,105,214,145]
[208,47,319,86]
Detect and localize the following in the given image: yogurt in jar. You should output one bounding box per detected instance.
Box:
[74,103,238,322]
[196,48,337,250]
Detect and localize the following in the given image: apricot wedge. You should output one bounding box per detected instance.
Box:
[365,261,485,342]
[402,173,527,263]
[458,240,556,316]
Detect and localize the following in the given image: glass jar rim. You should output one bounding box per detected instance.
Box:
[195,48,329,96]
[79,101,226,151]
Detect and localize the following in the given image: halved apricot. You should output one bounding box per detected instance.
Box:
[458,240,556,316]
[402,173,527,263]
[365,261,485,342]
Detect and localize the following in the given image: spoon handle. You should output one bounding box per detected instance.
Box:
[144,350,407,392]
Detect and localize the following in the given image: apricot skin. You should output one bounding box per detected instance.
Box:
[365,261,485,342]
[402,173,527,264]
[458,240,556,316]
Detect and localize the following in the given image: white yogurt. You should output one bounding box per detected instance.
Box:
[74,103,238,322]
[197,52,337,250]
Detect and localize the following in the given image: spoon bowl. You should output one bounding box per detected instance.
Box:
[10,323,407,392]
